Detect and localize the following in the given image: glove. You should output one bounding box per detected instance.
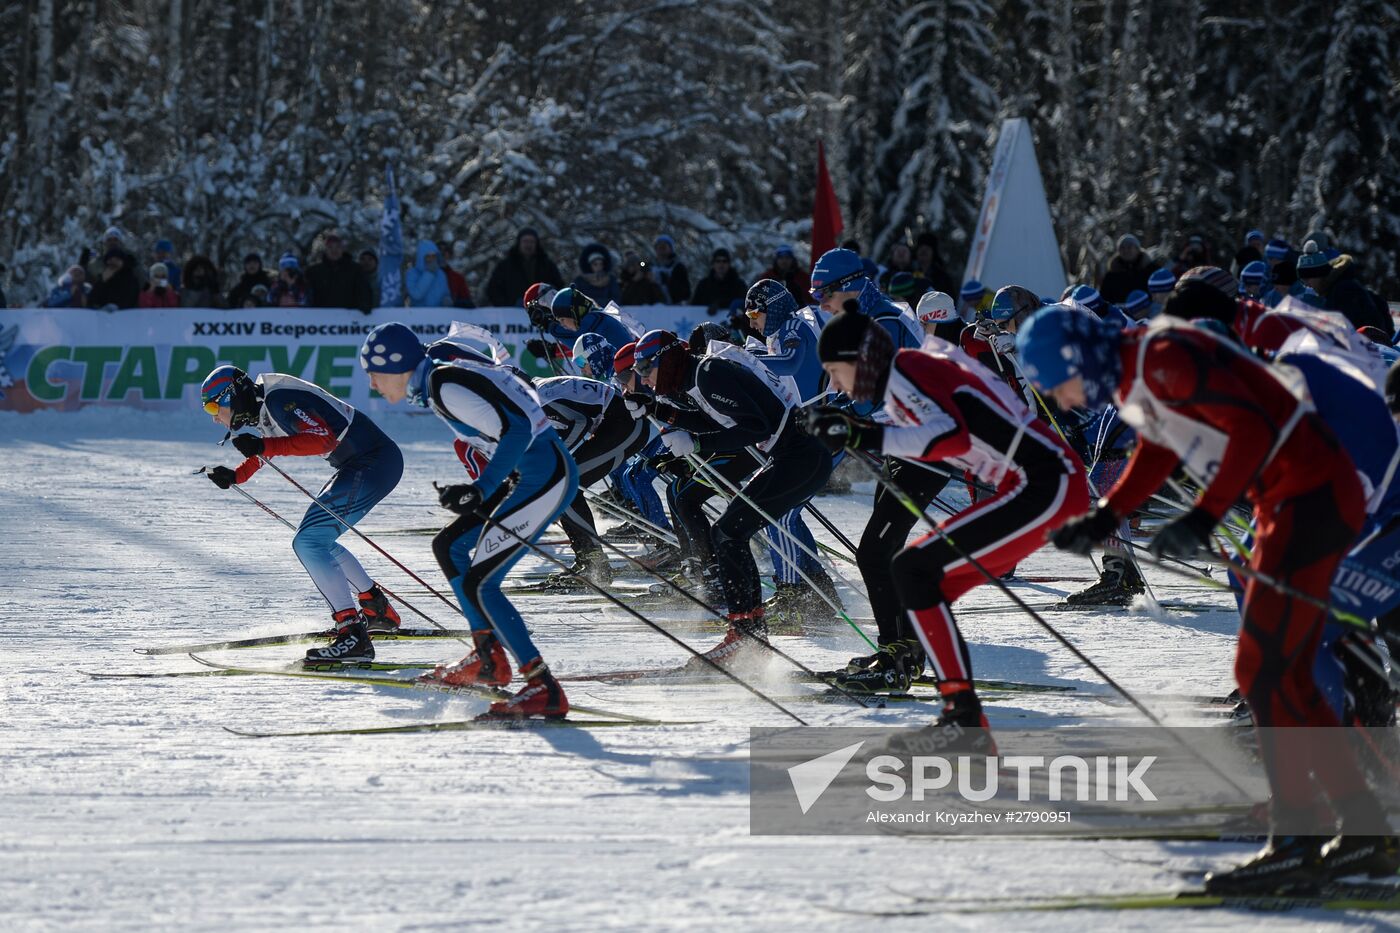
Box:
[1050,506,1120,555]
[660,432,695,457]
[1149,507,1217,561]
[804,406,882,454]
[206,466,237,489]
[624,392,656,417]
[974,318,1001,340]
[525,338,549,360]
[648,453,692,479]
[436,482,484,516]
[988,331,1017,356]
[231,433,265,458]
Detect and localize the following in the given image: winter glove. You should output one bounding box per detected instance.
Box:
[206,466,237,489]
[436,482,484,516]
[648,453,692,480]
[974,318,1002,341]
[660,431,696,457]
[624,392,657,418]
[987,330,1017,356]
[804,406,883,454]
[231,433,265,458]
[525,338,550,360]
[1149,507,1217,561]
[1050,505,1120,555]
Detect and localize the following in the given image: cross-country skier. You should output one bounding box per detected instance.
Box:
[358,322,578,718]
[198,365,404,663]
[743,280,842,622]
[543,286,636,352]
[530,334,651,587]
[630,328,833,665]
[805,313,1088,734]
[809,247,922,348]
[1017,305,1396,892]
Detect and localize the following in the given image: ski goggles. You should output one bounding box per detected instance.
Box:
[202,387,232,415]
[809,272,865,303]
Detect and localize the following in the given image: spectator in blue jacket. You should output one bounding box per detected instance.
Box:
[152,238,182,290]
[45,265,92,308]
[406,240,452,307]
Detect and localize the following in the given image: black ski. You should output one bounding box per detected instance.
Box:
[133,628,474,656]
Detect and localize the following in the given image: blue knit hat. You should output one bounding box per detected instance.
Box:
[1123,290,1150,314]
[1068,284,1104,313]
[1296,241,1331,280]
[155,238,175,253]
[1147,268,1176,294]
[960,279,986,301]
[1240,260,1270,286]
[1265,238,1292,262]
[1244,229,1264,246]
[279,252,299,270]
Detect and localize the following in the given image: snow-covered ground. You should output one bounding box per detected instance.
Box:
[0,409,1370,930]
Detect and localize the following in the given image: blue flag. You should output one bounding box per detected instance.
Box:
[379,165,404,308]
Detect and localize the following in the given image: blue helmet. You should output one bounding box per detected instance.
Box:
[572,332,616,377]
[809,248,867,300]
[359,322,426,374]
[1014,305,1124,409]
[987,285,1041,324]
[1068,284,1105,313]
[1240,260,1270,286]
[745,279,798,337]
[550,286,598,321]
[200,364,258,427]
[633,328,681,376]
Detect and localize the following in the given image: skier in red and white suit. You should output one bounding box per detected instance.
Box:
[806,311,1089,750]
[1017,293,1396,894]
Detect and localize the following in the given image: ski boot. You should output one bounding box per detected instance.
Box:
[834,641,920,694]
[637,543,683,574]
[684,611,767,671]
[763,583,808,635]
[305,608,375,664]
[357,583,401,633]
[419,632,511,687]
[1202,836,1327,894]
[1316,833,1400,880]
[544,548,612,590]
[479,659,568,720]
[884,684,996,756]
[1063,554,1145,606]
[604,522,650,543]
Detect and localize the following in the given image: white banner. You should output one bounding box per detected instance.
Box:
[0,306,712,413]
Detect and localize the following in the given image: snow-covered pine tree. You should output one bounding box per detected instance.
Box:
[871,0,1000,269]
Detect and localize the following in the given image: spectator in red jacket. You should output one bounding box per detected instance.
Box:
[440,240,475,308]
[139,263,181,307]
[756,244,810,307]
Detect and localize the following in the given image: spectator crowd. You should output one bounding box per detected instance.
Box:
[3,222,1390,340]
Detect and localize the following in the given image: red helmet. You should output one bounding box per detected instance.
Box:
[613,341,637,375]
[523,282,558,311]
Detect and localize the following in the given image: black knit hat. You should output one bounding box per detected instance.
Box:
[817,310,871,362]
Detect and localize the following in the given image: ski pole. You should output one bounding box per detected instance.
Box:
[461,497,808,725]
[848,454,1254,798]
[579,528,879,709]
[194,467,460,638]
[582,487,680,547]
[665,431,876,651]
[743,445,860,562]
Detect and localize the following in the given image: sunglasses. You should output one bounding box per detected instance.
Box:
[810,272,864,302]
[203,399,223,415]
[632,354,660,378]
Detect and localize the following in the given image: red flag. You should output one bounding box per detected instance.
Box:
[811,141,843,270]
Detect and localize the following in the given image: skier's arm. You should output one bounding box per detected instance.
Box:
[753,328,803,378]
[1102,438,1180,517]
[433,370,534,500]
[544,400,592,450]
